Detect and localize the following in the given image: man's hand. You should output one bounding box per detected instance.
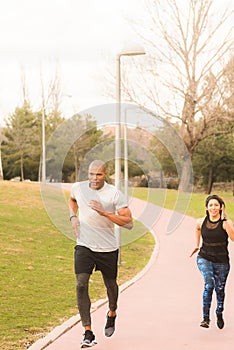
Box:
[89,200,106,215]
[89,200,133,228]
[70,216,80,238]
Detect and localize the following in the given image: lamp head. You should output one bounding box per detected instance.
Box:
[117,43,145,57]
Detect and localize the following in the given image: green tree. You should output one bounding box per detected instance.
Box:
[192,55,234,192]
[120,0,234,191]
[64,114,104,182]
[2,102,39,181]
[193,133,234,193]
[37,108,65,181]
[46,114,105,182]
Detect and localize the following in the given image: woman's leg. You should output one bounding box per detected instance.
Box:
[76,273,91,327]
[197,256,215,319]
[213,263,230,315]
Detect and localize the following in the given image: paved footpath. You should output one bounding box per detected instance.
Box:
[29,197,234,350]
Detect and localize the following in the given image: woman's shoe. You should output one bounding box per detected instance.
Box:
[200,317,210,328]
[216,313,224,329]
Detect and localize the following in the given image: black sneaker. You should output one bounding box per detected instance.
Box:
[217,313,224,329]
[200,317,210,328]
[104,313,117,337]
[80,330,97,348]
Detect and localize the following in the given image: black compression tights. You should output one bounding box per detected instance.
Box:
[76,273,119,327]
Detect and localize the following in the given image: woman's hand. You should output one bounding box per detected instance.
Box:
[221,204,227,220]
[190,247,199,257]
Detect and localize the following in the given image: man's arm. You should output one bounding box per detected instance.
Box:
[69,197,78,217]
[114,207,133,229]
[68,197,80,238]
[89,200,133,229]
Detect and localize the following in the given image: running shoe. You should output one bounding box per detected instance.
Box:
[200,317,210,328]
[80,330,97,348]
[216,313,224,329]
[104,313,117,337]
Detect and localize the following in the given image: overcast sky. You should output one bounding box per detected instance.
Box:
[0,0,145,122]
[0,0,233,125]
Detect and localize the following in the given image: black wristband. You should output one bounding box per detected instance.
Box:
[222,217,227,221]
[70,215,77,221]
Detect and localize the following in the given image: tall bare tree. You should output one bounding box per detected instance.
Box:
[120,0,234,190]
[39,63,64,180]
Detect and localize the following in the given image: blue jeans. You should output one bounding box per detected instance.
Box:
[197,255,230,318]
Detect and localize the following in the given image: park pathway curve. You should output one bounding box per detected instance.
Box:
[29,197,234,350]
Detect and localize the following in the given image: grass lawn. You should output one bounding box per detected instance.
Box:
[132,187,234,221]
[0,182,154,350]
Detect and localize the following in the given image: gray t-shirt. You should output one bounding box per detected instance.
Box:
[71,181,128,252]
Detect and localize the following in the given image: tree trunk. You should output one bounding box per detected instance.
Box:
[178,155,193,192]
[206,168,214,194]
[20,154,24,181]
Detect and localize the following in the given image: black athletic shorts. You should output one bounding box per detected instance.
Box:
[74,245,119,279]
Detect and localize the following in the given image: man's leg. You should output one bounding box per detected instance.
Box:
[76,273,97,347]
[103,276,119,313]
[76,273,92,328]
[103,275,118,337]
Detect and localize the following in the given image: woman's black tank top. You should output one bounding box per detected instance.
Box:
[198,217,229,263]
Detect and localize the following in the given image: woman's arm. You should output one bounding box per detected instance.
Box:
[223,219,234,241]
[221,205,234,241]
[190,218,203,257]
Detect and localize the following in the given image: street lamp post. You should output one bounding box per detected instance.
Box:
[115,54,121,192]
[0,124,4,180]
[123,108,128,202]
[123,106,142,202]
[115,47,146,191]
[115,46,145,263]
[41,104,46,184]
[0,139,3,181]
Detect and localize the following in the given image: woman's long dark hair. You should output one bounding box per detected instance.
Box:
[205,194,225,218]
